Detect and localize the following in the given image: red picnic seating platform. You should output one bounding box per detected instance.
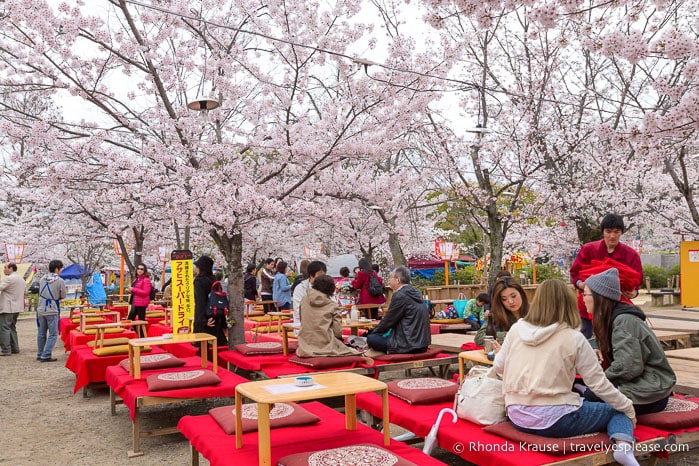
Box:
[106,357,248,457]
[356,391,699,465]
[219,347,457,379]
[65,344,164,395]
[178,401,447,466]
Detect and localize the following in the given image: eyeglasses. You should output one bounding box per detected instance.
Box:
[137,267,145,271]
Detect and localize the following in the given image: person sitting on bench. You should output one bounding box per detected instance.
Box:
[366,266,430,355]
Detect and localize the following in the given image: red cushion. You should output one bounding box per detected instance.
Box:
[278,443,417,466]
[387,378,458,405]
[208,402,321,434]
[235,342,284,355]
[374,348,441,362]
[483,421,609,456]
[637,396,699,430]
[146,369,221,392]
[289,355,366,369]
[118,353,186,372]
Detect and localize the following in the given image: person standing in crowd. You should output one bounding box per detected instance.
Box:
[493,279,639,466]
[366,266,430,354]
[475,277,529,346]
[0,263,27,356]
[273,261,292,311]
[36,260,67,362]
[259,258,276,313]
[290,259,309,296]
[127,263,152,337]
[243,264,258,301]
[193,255,227,347]
[292,261,327,329]
[351,258,386,319]
[580,268,675,415]
[570,213,643,338]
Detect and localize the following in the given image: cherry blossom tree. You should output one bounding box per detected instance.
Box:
[0,0,438,346]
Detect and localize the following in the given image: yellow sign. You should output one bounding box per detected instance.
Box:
[680,241,699,307]
[171,250,195,334]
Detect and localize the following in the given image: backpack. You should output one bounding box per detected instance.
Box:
[206,281,229,318]
[367,272,384,297]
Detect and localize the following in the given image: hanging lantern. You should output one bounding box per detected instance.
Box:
[5,244,25,263]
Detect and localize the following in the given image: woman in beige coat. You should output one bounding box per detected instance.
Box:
[296,275,360,358]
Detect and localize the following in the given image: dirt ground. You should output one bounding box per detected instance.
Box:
[0,315,463,466]
[1,309,697,466]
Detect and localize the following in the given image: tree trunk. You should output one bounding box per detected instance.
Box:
[487,213,505,287]
[210,230,244,348]
[387,232,407,267]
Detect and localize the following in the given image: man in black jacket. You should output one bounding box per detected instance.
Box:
[367,266,430,354]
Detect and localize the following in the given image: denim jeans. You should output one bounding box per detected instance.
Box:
[513,401,634,444]
[584,388,670,415]
[367,333,389,353]
[37,313,59,359]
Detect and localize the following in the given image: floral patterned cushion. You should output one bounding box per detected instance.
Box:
[387,378,458,405]
[637,396,699,430]
[235,342,284,355]
[278,444,416,466]
[146,369,221,391]
[209,402,320,434]
[118,353,186,371]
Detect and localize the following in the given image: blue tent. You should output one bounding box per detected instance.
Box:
[60,263,85,280]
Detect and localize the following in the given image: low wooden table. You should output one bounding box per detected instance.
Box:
[458,349,493,380]
[281,323,299,356]
[649,318,699,333]
[92,320,147,347]
[667,358,699,397]
[652,329,693,349]
[235,372,389,466]
[256,300,278,313]
[353,303,384,319]
[342,319,379,336]
[665,347,699,362]
[79,311,121,333]
[253,312,291,340]
[127,333,216,379]
[430,333,475,353]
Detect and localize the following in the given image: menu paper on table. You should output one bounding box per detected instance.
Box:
[262,383,327,395]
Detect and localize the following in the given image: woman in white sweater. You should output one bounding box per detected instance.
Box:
[493,279,639,466]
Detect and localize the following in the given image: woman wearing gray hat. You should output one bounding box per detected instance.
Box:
[580,268,675,415]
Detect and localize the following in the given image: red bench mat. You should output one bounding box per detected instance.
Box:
[65,345,165,394]
[178,401,446,466]
[356,392,669,465]
[106,357,248,420]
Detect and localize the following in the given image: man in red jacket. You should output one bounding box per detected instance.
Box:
[570,214,643,338]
